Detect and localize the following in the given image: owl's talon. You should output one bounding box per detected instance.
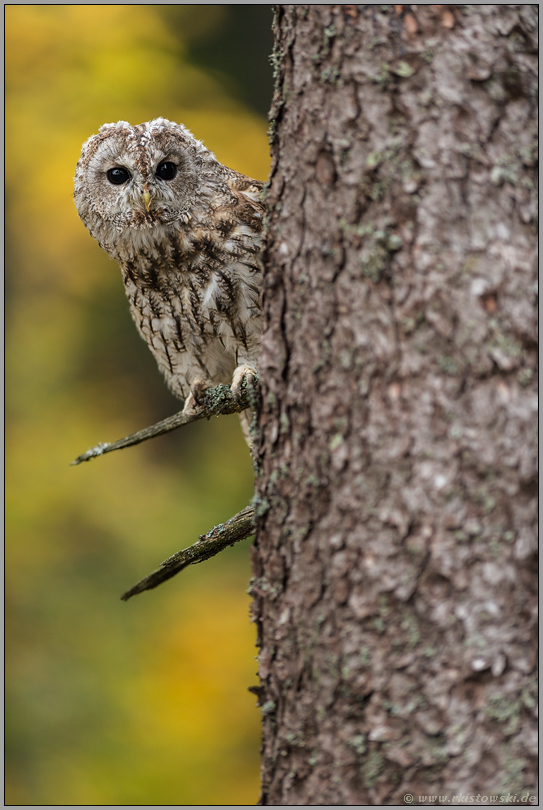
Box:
[231,365,257,404]
[183,379,212,415]
[182,394,200,416]
[192,378,212,404]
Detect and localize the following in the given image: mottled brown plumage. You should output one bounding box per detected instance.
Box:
[74,118,264,433]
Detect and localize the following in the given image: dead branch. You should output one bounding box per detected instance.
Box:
[120,504,255,600]
[71,378,257,466]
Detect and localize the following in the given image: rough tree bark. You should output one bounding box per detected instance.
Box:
[250,5,537,806]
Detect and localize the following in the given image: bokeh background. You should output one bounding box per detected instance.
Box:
[6,5,273,804]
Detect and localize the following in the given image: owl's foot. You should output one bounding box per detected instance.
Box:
[183,378,212,416]
[231,364,257,404]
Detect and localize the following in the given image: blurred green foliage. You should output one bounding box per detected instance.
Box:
[6,5,272,805]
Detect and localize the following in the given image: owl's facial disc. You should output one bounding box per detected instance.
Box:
[105,161,178,213]
[75,119,224,236]
[102,154,184,219]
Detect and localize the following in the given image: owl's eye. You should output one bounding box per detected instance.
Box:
[106,167,131,185]
[156,161,177,181]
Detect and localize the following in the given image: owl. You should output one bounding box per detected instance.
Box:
[74,118,264,440]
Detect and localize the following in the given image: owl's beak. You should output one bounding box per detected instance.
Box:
[142,184,151,212]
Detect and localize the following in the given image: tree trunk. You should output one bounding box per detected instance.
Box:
[250,5,537,806]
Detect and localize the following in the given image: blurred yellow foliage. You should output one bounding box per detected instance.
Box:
[6,4,270,805]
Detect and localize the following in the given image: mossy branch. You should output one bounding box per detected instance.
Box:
[71,378,256,466]
[120,504,255,601]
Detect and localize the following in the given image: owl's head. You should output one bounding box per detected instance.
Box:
[74,118,222,240]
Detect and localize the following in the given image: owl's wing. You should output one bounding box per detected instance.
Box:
[227,174,265,227]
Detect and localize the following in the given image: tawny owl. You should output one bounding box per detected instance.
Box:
[74,118,264,440]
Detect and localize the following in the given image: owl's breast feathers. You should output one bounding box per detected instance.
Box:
[118,172,265,400]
